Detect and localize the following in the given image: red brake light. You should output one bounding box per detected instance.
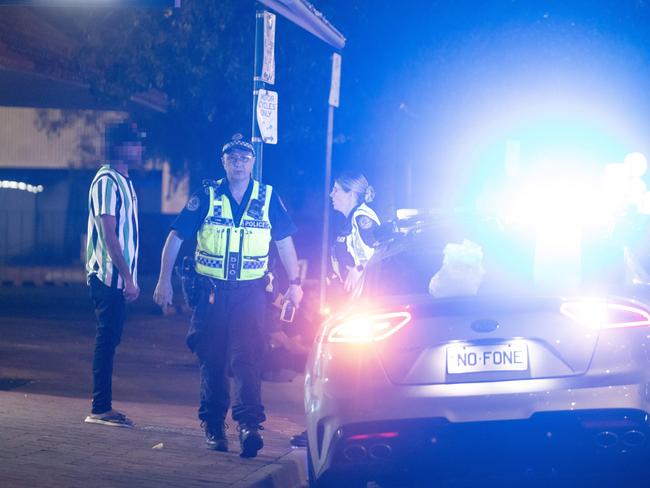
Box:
[326,311,411,343]
[348,432,399,441]
[560,299,650,329]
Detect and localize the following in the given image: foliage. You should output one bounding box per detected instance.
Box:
[70,1,257,173]
[27,0,339,178]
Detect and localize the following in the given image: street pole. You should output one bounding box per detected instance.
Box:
[251,8,266,182]
[250,1,344,312]
[319,53,341,313]
[319,103,334,312]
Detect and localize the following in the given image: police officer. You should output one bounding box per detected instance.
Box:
[290,171,380,447]
[329,171,380,293]
[153,134,303,458]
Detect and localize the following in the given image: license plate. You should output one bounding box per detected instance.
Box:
[446,341,528,374]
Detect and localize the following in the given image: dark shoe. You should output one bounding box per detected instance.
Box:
[239,424,264,458]
[290,430,308,448]
[202,421,228,452]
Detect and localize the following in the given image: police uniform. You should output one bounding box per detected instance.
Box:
[289,200,380,449]
[331,202,380,282]
[172,177,296,430]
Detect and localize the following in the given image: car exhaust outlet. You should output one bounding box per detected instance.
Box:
[622,430,646,448]
[595,431,618,448]
[368,443,392,460]
[343,444,367,462]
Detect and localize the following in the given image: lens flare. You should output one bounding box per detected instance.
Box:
[560,299,650,329]
[327,311,412,343]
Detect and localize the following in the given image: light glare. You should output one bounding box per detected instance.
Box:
[624,152,648,178]
[560,299,650,329]
[327,311,411,343]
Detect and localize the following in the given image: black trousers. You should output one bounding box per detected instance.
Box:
[89,275,126,414]
[187,278,267,427]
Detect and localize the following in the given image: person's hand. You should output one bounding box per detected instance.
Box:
[344,266,363,293]
[123,279,140,303]
[284,284,303,307]
[269,330,290,350]
[153,280,173,308]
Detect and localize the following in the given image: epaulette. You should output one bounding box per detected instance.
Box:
[202,178,221,195]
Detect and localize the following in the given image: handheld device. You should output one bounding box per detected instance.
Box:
[280,299,296,323]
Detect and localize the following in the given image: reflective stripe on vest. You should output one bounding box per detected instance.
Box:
[194,179,272,280]
[346,203,380,267]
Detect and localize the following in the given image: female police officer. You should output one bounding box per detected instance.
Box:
[153,134,303,458]
[290,171,380,448]
[329,171,381,293]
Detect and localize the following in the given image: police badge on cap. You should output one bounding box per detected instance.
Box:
[222,133,256,156]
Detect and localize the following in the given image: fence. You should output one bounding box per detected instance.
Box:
[0,209,174,282]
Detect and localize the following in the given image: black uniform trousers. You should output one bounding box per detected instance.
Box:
[89,274,126,414]
[187,277,267,427]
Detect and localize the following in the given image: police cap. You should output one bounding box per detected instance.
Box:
[222,133,255,157]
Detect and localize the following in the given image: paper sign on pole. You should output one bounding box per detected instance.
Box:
[256,89,278,144]
[262,11,276,85]
[328,52,341,107]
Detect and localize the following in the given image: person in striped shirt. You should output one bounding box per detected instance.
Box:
[84,121,143,428]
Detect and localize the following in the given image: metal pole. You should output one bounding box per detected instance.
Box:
[319,52,341,313]
[251,8,266,182]
[319,104,334,312]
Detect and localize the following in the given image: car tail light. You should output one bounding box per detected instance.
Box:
[560,299,650,329]
[326,311,411,343]
[348,432,399,441]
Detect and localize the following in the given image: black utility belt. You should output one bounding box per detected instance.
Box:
[199,276,266,289]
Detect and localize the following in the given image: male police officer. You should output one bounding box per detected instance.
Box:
[153,134,303,458]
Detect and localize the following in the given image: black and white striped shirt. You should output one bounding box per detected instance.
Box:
[86,165,139,289]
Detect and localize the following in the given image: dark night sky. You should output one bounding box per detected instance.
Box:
[269,0,650,220]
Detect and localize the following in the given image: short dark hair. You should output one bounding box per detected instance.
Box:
[105,121,145,160]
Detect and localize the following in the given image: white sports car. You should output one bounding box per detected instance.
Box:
[305,215,650,487]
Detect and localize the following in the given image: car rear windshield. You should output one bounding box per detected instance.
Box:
[362,219,631,298]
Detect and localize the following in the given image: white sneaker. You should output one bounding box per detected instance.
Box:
[84,410,134,428]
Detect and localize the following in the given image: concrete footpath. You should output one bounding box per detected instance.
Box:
[0,284,309,488]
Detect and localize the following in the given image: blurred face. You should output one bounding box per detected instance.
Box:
[222,148,255,183]
[115,141,143,166]
[330,181,357,216]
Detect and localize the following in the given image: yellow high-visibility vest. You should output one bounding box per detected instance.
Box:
[195,179,272,281]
